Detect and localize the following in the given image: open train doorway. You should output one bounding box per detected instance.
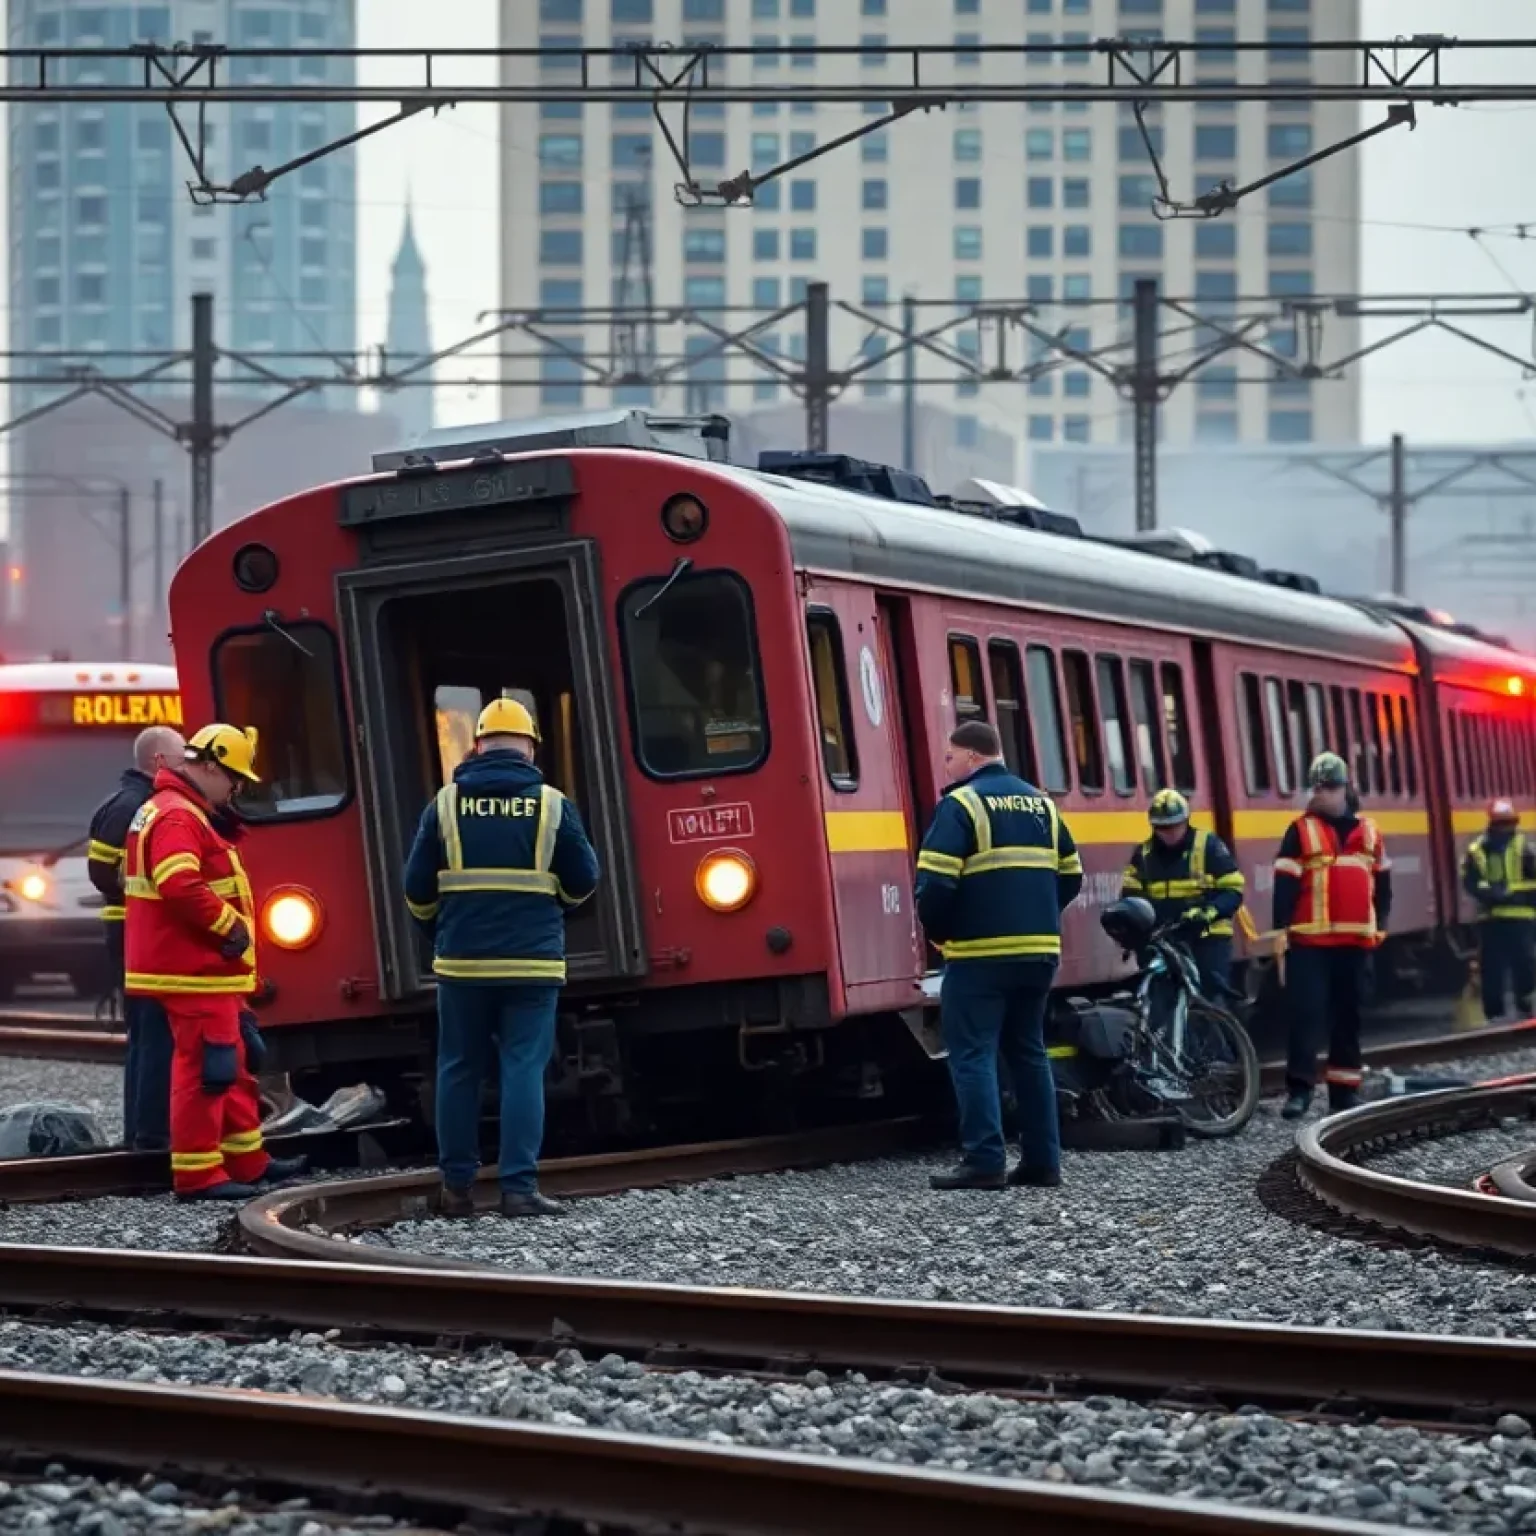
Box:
[338,547,644,1000]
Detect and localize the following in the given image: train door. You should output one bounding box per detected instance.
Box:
[805,582,924,1005]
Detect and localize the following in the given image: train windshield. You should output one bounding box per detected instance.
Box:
[0,689,182,856]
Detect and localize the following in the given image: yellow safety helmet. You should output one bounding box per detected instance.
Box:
[1148,788,1191,828]
[475,697,541,743]
[186,723,261,783]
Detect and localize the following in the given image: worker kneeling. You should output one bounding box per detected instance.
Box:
[404,698,600,1220]
[123,724,306,1201]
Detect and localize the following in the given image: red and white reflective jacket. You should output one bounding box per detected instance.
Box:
[1274,812,1387,948]
[123,770,258,997]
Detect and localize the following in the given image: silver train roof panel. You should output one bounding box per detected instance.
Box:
[1396,617,1536,687]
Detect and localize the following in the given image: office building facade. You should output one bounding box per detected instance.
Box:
[499,0,1360,452]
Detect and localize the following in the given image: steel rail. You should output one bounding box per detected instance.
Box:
[1488,1149,1536,1204]
[2,1243,1535,1422]
[1295,1082,1536,1257]
[0,1024,125,1063]
[0,1116,931,1205]
[0,1370,1388,1536]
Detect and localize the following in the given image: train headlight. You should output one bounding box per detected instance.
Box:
[695,849,757,913]
[261,887,323,950]
[17,870,47,903]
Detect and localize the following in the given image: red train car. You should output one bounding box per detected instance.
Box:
[165,414,1536,1124]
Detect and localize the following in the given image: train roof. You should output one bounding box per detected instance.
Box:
[716,461,1416,669]
[0,661,177,690]
[1396,618,1536,688]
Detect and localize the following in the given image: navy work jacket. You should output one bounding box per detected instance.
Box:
[913,761,1083,964]
[402,749,600,986]
[1121,826,1245,937]
[87,766,155,976]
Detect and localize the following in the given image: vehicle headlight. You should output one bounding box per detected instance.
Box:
[261,887,323,950]
[17,871,46,903]
[695,850,757,913]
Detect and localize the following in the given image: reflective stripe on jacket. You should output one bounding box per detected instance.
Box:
[913,762,1084,964]
[123,770,257,996]
[1463,831,1536,921]
[1120,827,1245,937]
[87,767,155,926]
[1273,812,1384,948]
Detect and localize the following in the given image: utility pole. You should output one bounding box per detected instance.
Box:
[1388,432,1407,596]
[151,479,165,630]
[804,281,830,454]
[117,486,132,660]
[1132,278,1160,533]
[901,292,917,474]
[188,292,215,548]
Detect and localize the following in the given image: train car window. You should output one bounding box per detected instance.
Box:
[989,641,1039,783]
[1160,663,1197,792]
[1496,715,1514,795]
[1346,689,1369,789]
[1128,660,1167,790]
[806,612,858,790]
[1061,650,1105,794]
[1395,695,1418,797]
[1448,709,1466,800]
[1094,655,1136,796]
[948,636,988,724]
[434,685,483,783]
[1377,693,1402,796]
[1305,683,1328,764]
[620,570,767,779]
[1328,685,1350,765]
[1263,676,1296,795]
[1363,691,1387,796]
[1285,679,1313,768]
[212,621,350,821]
[1025,645,1071,793]
[1238,672,1270,795]
[1467,713,1487,799]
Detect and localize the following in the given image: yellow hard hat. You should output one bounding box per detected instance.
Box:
[1148,788,1190,827]
[475,697,540,742]
[186,723,260,783]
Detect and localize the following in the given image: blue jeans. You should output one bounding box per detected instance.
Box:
[123,994,172,1151]
[435,982,559,1194]
[940,960,1060,1175]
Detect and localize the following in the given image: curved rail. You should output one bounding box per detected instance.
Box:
[3,1243,1536,1422]
[0,1369,1391,1536]
[1295,1081,1536,1257]
[1488,1148,1536,1204]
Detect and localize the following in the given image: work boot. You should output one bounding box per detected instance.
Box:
[1281,1088,1312,1121]
[259,1154,309,1185]
[1519,996,1535,1019]
[928,1163,1005,1191]
[438,1184,477,1218]
[500,1189,565,1218]
[175,1181,259,1203]
[1006,1164,1062,1189]
[1327,1088,1360,1114]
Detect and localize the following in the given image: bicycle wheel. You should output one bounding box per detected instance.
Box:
[1169,998,1260,1137]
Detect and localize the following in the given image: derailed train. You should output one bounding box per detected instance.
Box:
[166,410,1535,1129]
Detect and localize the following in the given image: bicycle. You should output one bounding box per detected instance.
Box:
[1073,898,1260,1138]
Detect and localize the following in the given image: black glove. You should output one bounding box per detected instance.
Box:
[201,1040,239,1096]
[239,1011,267,1073]
[219,918,252,961]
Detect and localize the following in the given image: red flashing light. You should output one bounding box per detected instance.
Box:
[1508,676,1527,697]
[6,565,19,583]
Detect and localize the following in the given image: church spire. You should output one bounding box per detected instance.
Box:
[385,196,434,445]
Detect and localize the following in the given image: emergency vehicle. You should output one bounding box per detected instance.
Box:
[161,411,1536,1130]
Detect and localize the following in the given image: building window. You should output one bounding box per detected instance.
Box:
[952,128,982,163]
[1270,169,1313,208]
[1194,124,1236,159]
[1196,25,1236,61]
[790,178,816,212]
[954,176,981,210]
[861,33,887,65]
[684,275,726,309]
[1119,174,1157,208]
[754,229,779,260]
[752,276,781,307]
[862,276,889,304]
[684,227,727,262]
[1119,224,1163,258]
[862,178,887,209]
[1027,275,1054,302]
[692,133,726,167]
[863,131,888,163]
[1268,410,1313,442]
[1063,273,1091,300]
[1268,25,1310,62]
[1029,415,1054,442]
[538,134,583,168]
[1195,270,1238,302]
[751,131,780,167]
[1268,221,1313,257]
[612,133,651,168]
[75,195,107,225]
[1062,129,1091,161]
[683,0,725,16]
[755,181,782,209]
[790,228,817,259]
[1268,123,1312,157]
[863,0,885,10]
[1026,129,1053,161]
[540,229,583,264]
[614,0,654,18]
[1269,270,1314,296]
[191,237,217,261]
[1063,177,1090,208]
[1196,412,1240,443]
[1199,367,1238,401]
[1120,125,1161,160]
[956,275,982,303]
[1027,226,1054,258]
[954,226,982,260]
[1195,223,1236,258]
[955,31,981,65]
[862,227,888,259]
[539,181,583,214]
[1063,224,1091,257]
[1027,177,1053,209]
[1064,371,1090,398]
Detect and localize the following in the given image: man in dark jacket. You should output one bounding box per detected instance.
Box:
[1462,799,1536,1021]
[403,698,600,1218]
[86,724,184,1149]
[914,720,1083,1191]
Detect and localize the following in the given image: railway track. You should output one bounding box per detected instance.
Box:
[1295,1079,1536,1258]
[0,1369,1397,1536]
[0,1008,124,1064]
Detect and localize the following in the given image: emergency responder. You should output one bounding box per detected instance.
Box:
[1273,750,1392,1119]
[403,698,600,1220]
[914,719,1083,1191]
[123,724,306,1200]
[87,725,183,1150]
[1120,789,1246,999]
[1462,799,1536,1021]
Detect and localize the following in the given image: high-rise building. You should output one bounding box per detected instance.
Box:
[7,0,357,410]
[498,0,1360,450]
[384,203,435,446]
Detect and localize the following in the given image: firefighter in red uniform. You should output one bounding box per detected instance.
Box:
[123,724,307,1201]
[1272,751,1393,1120]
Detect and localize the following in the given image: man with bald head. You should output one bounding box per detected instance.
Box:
[88,723,185,1149]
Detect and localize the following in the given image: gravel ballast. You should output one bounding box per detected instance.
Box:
[2,1320,1536,1532]
[0,1055,122,1146]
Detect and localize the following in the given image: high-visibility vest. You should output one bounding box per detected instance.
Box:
[1122,829,1245,938]
[1275,813,1384,949]
[1467,833,1536,921]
